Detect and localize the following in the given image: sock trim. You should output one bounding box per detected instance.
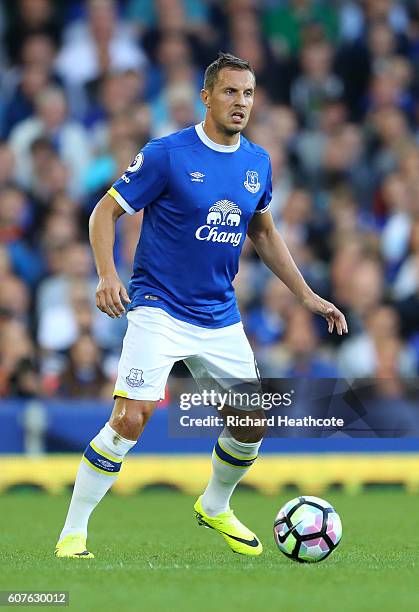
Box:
[81,456,119,476]
[214,441,256,468]
[90,441,122,463]
[83,444,122,475]
[217,439,258,462]
[213,454,250,469]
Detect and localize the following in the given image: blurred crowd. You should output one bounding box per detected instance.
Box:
[1,0,419,400]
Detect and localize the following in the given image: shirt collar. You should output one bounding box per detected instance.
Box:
[195,122,240,153]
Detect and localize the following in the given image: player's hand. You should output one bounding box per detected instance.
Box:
[95,275,131,318]
[302,292,348,335]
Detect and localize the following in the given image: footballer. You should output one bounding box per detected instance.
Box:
[55,53,347,559]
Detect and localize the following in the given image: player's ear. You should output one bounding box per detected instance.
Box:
[200,88,210,108]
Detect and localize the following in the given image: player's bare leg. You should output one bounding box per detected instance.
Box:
[55,398,156,558]
[109,396,156,440]
[194,406,267,556]
[218,405,267,443]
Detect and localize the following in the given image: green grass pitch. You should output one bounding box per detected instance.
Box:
[1,490,418,611]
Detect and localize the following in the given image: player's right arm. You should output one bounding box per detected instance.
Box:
[90,140,169,318]
[89,193,131,319]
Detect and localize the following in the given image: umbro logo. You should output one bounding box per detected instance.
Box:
[97,459,114,469]
[190,171,205,182]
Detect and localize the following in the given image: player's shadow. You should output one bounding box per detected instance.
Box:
[140,482,183,493]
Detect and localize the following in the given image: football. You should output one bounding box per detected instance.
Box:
[273,495,342,563]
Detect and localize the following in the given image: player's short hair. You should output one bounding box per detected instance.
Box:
[204,52,255,91]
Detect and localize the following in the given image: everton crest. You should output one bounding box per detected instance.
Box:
[244,170,260,194]
[126,368,144,387]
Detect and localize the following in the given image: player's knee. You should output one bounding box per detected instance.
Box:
[110,398,156,440]
[235,425,266,444]
[227,409,267,443]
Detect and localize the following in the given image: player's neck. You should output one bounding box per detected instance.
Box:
[202,119,240,147]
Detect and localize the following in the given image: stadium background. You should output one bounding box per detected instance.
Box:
[1,0,419,495]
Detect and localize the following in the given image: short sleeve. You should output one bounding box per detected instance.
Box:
[254,161,272,214]
[108,140,169,215]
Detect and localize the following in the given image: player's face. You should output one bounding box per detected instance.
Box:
[204,68,255,136]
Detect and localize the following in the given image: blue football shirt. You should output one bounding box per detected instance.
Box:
[108,123,272,328]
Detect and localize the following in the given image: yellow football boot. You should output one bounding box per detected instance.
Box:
[55,534,94,559]
[194,496,263,556]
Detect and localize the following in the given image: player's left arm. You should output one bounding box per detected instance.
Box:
[247,210,348,335]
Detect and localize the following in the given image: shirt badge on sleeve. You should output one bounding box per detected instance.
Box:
[126,152,144,173]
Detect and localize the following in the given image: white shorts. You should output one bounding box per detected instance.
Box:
[114,306,259,402]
